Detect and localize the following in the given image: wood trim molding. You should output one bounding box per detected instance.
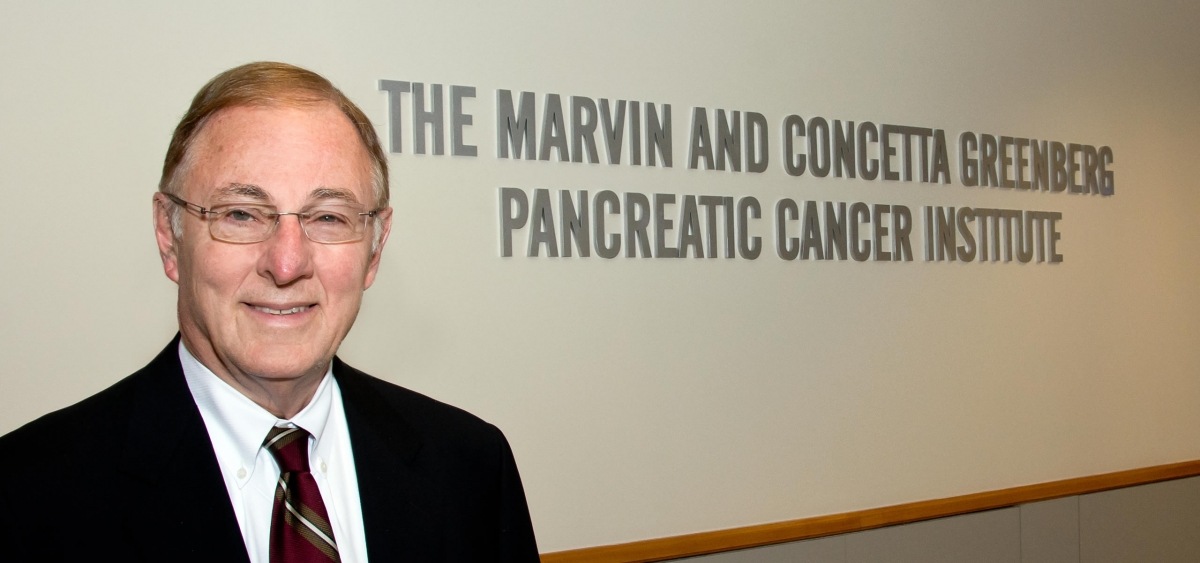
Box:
[540,459,1200,563]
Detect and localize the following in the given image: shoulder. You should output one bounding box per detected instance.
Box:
[0,338,183,464]
[0,367,143,461]
[333,358,506,447]
[333,359,539,558]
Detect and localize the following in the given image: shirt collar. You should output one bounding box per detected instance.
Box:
[179,340,335,478]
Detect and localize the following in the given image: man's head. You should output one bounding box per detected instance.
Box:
[153,62,392,392]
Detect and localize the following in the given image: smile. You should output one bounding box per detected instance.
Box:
[252,305,311,316]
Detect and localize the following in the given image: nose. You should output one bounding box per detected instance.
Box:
[257,214,314,286]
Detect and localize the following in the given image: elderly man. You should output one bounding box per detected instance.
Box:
[0,62,539,562]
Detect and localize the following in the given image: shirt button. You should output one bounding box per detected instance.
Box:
[320,461,328,473]
[237,468,247,479]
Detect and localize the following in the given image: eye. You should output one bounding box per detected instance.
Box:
[311,211,351,224]
[228,209,258,222]
[216,206,268,224]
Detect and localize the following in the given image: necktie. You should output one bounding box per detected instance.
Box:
[264,426,341,563]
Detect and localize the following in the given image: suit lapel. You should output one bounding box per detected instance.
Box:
[119,336,250,562]
[335,358,445,561]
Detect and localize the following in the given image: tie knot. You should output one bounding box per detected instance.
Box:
[263,426,311,473]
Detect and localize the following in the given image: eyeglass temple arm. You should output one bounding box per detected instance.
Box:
[163,193,211,215]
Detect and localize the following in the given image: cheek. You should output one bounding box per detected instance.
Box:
[314,250,371,309]
[185,242,259,306]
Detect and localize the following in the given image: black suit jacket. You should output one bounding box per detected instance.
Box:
[0,336,539,561]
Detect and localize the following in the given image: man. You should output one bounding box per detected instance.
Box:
[0,62,539,562]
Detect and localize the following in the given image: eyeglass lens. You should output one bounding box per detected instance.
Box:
[209,204,368,243]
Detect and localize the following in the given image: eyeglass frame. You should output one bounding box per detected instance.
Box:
[163,192,384,244]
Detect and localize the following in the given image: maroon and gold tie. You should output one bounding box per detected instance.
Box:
[263,426,340,563]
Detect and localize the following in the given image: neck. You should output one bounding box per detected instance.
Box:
[180,334,327,419]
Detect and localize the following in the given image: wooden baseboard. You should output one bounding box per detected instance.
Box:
[541,459,1200,563]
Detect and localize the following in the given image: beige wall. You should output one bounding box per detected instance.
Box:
[1,0,1198,552]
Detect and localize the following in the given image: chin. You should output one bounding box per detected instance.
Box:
[236,340,332,380]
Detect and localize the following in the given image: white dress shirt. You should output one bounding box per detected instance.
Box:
[180,342,369,563]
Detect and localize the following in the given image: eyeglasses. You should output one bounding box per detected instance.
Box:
[164,193,382,244]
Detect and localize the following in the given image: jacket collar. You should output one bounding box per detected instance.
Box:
[332,356,422,464]
[333,357,443,560]
[122,338,423,478]
[119,334,251,562]
[121,333,201,484]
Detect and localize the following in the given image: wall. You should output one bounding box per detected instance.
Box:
[1,1,1198,553]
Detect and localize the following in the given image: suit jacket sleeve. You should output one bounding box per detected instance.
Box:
[497,432,539,562]
[0,475,27,560]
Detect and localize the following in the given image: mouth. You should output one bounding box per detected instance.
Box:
[252,305,311,316]
[244,300,319,319]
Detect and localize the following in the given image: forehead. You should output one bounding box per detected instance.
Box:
[183,102,373,205]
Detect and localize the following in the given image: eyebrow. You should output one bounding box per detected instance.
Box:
[309,188,361,204]
[213,183,271,201]
[210,184,362,205]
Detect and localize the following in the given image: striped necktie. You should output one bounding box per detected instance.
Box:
[263,426,340,563]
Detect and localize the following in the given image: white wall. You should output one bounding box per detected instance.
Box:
[1,0,1198,552]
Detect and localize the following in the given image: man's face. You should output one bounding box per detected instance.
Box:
[155,102,390,382]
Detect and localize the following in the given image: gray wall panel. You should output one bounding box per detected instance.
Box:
[1079,476,1200,563]
[1021,497,1080,563]
[680,535,845,563]
[845,508,1020,563]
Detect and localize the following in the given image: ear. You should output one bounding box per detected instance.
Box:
[153,193,181,283]
[362,207,393,290]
